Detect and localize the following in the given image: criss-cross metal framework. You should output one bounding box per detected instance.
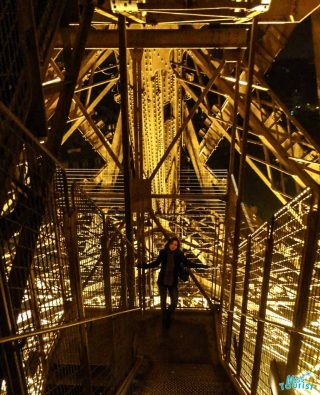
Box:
[1,0,320,394]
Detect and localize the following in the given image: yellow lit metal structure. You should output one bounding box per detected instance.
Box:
[1,0,320,394]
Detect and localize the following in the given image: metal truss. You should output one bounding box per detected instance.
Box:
[2,0,320,394]
[178,49,320,202]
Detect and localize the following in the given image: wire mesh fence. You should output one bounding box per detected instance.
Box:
[296,204,320,392]
[267,189,313,326]
[0,106,139,394]
[229,240,247,370]
[64,167,227,311]
[220,174,255,347]
[256,321,291,395]
[220,176,236,346]
[239,315,258,391]
[221,187,320,394]
[72,184,106,309]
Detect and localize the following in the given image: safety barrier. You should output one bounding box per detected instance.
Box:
[0,104,139,394]
[221,187,320,394]
[66,167,227,310]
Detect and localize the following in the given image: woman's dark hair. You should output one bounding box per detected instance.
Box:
[165,236,180,250]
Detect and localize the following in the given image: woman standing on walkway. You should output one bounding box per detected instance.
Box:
[138,237,208,327]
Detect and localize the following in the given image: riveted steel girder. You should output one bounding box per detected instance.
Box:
[55,27,248,49]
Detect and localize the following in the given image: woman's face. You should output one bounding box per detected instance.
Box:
[169,240,178,251]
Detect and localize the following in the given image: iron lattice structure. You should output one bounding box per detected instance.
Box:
[1,0,320,394]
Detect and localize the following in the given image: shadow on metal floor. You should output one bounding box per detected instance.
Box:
[131,309,238,395]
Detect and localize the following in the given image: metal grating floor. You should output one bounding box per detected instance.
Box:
[136,362,236,394]
[133,310,238,394]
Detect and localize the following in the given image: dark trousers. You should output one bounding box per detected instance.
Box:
[158,284,178,312]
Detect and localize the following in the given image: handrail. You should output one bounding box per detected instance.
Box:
[115,356,144,395]
[0,308,141,345]
[225,309,320,341]
[253,316,320,341]
[189,271,216,310]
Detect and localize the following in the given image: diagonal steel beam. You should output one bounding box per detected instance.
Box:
[62,78,117,144]
[191,49,320,195]
[119,15,135,307]
[177,73,288,204]
[57,89,123,173]
[72,98,123,170]
[49,58,120,159]
[183,106,217,189]
[94,115,123,185]
[46,1,95,154]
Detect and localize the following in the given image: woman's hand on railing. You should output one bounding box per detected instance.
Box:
[136,263,145,269]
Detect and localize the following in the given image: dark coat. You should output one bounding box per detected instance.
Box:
[142,248,204,287]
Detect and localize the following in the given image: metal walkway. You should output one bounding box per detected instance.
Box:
[132,310,236,395]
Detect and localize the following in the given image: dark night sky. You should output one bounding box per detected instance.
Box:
[277,18,315,61]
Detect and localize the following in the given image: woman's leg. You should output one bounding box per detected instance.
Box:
[168,286,178,311]
[158,284,168,312]
[158,285,170,327]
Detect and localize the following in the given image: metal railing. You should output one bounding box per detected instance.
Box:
[220,186,320,394]
[64,167,228,310]
[0,104,139,395]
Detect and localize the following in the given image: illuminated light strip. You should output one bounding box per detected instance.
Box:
[220,75,269,91]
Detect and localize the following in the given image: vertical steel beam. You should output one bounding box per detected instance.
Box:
[137,53,144,179]
[225,18,258,362]
[64,209,92,395]
[236,236,251,377]
[101,218,112,313]
[136,52,145,300]
[286,201,320,377]
[120,237,128,309]
[101,217,117,388]
[131,48,144,176]
[137,213,146,309]
[237,16,258,202]
[212,221,219,301]
[229,60,241,178]
[118,15,135,307]
[131,48,146,309]
[251,217,275,395]
[220,60,241,307]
